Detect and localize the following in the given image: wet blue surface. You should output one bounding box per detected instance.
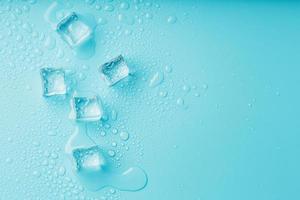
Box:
[0,1,299,199]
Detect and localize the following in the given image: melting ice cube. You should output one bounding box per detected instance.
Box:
[72,146,107,172]
[40,68,67,97]
[70,94,103,122]
[99,55,130,86]
[56,12,92,48]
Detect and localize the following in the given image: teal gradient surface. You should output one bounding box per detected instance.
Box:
[0,1,299,200]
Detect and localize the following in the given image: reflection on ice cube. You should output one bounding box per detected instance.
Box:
[40,68,67,97]
[99,55,130,86]
[69,94,103,122]
[56,12,92,48]
[72,146,107,172]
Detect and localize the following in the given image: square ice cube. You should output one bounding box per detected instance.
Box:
[72,146,107,172]
[99,55,130,86]
[56,12,92,48]
[40,68,67,97]
[70,95,103,122]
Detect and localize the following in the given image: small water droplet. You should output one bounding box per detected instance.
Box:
[120,2,130,10]
[111,109,118,121]
[104,4,114,12]
[58,166,66,176]
[149,72,164,87]
[100,131,106,136]
[120,131,129,141]
[33,170,41,177]
[176,98,184,106]
[110,188,116,194]
[85,0,95,5]
[112,128,118,134]
[167,16,177,24]
[182,85,190,93]
[108,150,116,157]
[6,157,12,164]
[44,36,56,50]
[118,14,135,25]
[98,17,108,25]
[159,91,168,98]
[165,65,172,73]
[112,142,117,147]
[145,13,153,19]
[202,84,208,90]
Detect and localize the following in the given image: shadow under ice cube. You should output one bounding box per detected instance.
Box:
[70,95,103,122]
[56,12,92,48]
[40,68,67,97]
[99,55,130,86]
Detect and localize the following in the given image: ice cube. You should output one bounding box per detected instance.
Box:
[40,68,67,97]
[70,94,103,122]
[56,12,92,48]
[99,55,130,86]
[72,146,107,172]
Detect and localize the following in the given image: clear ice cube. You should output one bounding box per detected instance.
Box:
[70,95,103,122]
[56,12,92,48]
[40,68,67,97]
[99,55,130,86]
[72,146,107,172]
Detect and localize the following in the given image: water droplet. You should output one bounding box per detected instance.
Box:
[100,131,106,136]
[119,131,129,141]
[98,17,108,25]
[167,16,177,24]
[85,0,95,5]
[44,36,56,50]
[22,22,32,33]
[149,72,164,87]
[182,85,190,92]
[104,5,114,12]
[176,98,184,106]
[78,72,86,81]
[51,152,58,159]
[7,137,13,143]
[82,64,89,71]
[5,157,12,164]
[108,150,116,157]
[58,166,66,176]
[33,170,41,177]
[145,13,153,19]
[95,4,101,10]
[165,65,172,73]
[111,109,118,121]
[118,14,134,25]
[110,188,116,194]
[120,2,130,10]
[112,142,117,147]
[112,128,118,134]
[159,91,168,97]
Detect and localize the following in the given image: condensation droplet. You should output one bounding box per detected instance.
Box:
[98,17,108,25]
[44,36,56,50]
[108,150,116,157]
[176,98,184,106]
[149,72,164,88]
[167,16,177,24]
[58,166,66,176]
[120,131,129,141]
[120,2,130,10]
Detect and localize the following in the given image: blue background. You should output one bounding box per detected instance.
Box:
[0,0,299,199]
